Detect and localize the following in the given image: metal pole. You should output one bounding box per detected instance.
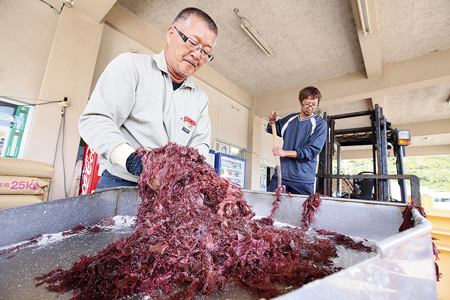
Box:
[336,144,341,197]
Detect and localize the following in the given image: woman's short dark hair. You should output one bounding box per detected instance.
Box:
[173,7,218,36]
[299,86,322,103]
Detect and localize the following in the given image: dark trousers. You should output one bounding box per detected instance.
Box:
[267,176,314,195]
[96,170,137,189]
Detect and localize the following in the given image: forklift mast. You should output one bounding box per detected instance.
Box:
[316,104,421,205]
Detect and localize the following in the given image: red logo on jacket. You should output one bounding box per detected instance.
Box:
[184,116,196,126]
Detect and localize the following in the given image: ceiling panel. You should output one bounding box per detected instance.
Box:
[115,0,450,155]
[118,0,365,95]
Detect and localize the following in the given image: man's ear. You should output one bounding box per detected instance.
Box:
[167,26,175,44]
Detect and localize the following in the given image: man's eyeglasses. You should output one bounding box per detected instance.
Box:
[174,27,214,62]
[301,103,319,108]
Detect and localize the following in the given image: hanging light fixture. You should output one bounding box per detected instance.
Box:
[356,0,372,35]
[39,0,74,14]
[234,8,274,56]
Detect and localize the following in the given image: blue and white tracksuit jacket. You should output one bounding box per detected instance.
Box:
[267,113,327,183]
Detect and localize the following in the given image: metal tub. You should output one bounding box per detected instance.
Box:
[0,188,438,299]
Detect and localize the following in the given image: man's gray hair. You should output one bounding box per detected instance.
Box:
[172,7,218,37]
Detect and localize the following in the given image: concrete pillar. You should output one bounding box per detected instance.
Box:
[246,98,263,190]
[26,1,115,200]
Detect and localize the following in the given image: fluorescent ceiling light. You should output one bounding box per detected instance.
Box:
[356,0,372,35]
[234,8,274,56]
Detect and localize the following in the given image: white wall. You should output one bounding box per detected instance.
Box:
[0,1,263,199]
[1,0,106,200]
[90,25,155,95]
[0,0,59,100]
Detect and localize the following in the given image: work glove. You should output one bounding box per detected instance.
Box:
[126,153,144,176]
[126,151,161,191]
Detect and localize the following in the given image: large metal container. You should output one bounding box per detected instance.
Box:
[0,188,438,299]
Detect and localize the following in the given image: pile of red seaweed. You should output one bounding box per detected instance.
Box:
[35,143,372,300]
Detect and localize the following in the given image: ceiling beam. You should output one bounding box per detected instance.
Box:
[371,94,386,109]
[321,119,450,160]
[350,0,382,79]
[105,4,165,55]
[393,118,450,136]
[340,144,450,160]
[255,48,450,118]
[72,0,117,23]
[404,144,450,157]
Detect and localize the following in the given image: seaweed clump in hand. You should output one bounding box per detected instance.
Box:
[35,142,369,300]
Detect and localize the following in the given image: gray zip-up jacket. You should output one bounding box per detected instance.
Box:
[78,51,211,182]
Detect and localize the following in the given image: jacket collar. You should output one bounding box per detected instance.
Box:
[153,50,197,89]
[299,113,316,121]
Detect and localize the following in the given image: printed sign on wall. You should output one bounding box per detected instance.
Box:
[0,98,34,158]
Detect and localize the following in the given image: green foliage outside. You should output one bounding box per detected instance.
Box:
[335,155,450,193]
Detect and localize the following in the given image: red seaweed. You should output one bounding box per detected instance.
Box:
[399,202,442,282]
[35,143,373,299]
[0,234,41,256]
[0,220,117,258]
[300,193,323,230]
[316,229,372,253]
[62,225,86,237]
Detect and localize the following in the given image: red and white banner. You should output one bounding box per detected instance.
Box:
[80,144,100,195]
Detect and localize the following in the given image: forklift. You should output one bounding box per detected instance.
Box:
[316,104,421,205]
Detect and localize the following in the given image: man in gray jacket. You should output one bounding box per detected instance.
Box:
[78,7,218,190]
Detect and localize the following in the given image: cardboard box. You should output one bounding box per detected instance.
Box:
[0,176,50,195]
[0,194,43,209]
[0,157,53,178]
